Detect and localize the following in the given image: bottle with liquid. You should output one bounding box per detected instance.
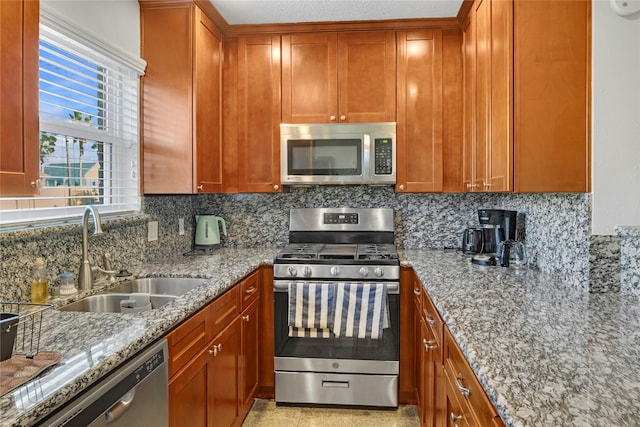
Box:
[31,257,49,304]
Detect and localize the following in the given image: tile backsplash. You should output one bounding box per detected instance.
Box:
[1,188,593,300]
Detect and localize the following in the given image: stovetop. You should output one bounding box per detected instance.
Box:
[275,243,399,264]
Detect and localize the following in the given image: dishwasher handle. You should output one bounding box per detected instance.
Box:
[104,390,135,424]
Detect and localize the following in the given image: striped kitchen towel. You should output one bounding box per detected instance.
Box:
[332,283,389,340]
[288,283,335,338]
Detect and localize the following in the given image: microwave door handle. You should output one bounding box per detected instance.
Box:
[362,133,371,181]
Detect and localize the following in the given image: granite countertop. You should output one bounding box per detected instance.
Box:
[403,249,640,427]
[3,248,639,427]
[0,248,278,427]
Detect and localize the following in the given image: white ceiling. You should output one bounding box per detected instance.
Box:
[209,0,464,25]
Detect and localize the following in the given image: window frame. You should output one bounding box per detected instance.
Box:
[0,10,146,229]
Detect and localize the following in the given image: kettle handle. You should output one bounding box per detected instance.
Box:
[217,217,227,236]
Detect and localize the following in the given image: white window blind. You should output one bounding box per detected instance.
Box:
[0,20,143,227]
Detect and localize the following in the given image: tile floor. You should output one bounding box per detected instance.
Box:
[242,399,420,427]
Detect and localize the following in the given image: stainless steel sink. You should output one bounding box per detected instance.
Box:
[108,277,206,296]
[59,293,176,313]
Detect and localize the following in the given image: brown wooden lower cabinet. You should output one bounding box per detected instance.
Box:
[166,269,262,427]
[405,268,504,427]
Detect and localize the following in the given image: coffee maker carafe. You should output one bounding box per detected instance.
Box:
[471,209,517,265]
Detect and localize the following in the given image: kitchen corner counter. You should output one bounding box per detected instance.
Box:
[402,249,640,427]
[0,248,278,427]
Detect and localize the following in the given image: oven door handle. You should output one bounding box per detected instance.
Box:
[273,280,399,294]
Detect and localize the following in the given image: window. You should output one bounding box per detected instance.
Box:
[0,15,143,227]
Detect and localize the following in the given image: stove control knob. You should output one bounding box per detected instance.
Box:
[287,266,298,277]
[374,267,384,278]
[330,266,340,277]
[302,266,312,277]
[359,267,370,277]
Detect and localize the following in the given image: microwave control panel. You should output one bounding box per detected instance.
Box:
[374,138,393,175]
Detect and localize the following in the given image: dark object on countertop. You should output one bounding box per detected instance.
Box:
[470,254,497,266]
[462,228,484,254]
[0,313,19,362]
[115,269,133,277]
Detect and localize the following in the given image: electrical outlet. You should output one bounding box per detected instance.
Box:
[148,221,158,242]
[179,218,185,236]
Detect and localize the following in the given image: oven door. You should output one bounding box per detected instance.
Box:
[273,280,399,375]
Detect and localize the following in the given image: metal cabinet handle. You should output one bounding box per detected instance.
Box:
[197,184,204,191]
[450,412,463,423]
[245,286,257,294]
[466,182,472,190]
[273,184,279,191]
[422,339,438,351]
[413,288,421,296]
[425,314,435,326]
[455,373,471,397]
[340,115,346,121]
[209,343,223,356]
[242,315,250,322]
[330,115,336,121]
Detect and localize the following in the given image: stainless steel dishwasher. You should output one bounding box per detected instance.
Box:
[39,339,168,427]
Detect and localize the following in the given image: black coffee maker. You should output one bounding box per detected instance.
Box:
[471,209,517,265]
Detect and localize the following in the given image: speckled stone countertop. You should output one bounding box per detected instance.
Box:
[0,248,278,427]
[4,248,639,427]
[403,249,640,427]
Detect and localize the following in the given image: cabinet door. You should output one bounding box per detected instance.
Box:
[474,0,490,193]
[193,7,223,193]
[282,33,338,123]
[338,31,396,123]
[421,321,438,427]
[209,318,240,427]
[169,344,209,427]
[239,300,259,419]
[514,0,590,192]
[0,0,39,196]
[237,35,281,192]
[487,0,512,192]
[462,11,476,193]
[396,30,443,193]
[141,3,193,194]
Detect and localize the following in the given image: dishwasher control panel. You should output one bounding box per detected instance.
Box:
[134,349,165,384]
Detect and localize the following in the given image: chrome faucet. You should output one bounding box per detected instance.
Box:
[78,206,104,290]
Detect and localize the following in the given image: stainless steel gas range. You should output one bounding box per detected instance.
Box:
[273,208,400,407]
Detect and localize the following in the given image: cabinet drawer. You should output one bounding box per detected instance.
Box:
[166,306,210,378]
[421,286,443,349]
[444,328,500,426]
[240,270,260,310]
[211,285,240,337]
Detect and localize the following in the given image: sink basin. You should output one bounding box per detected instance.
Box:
[59,293,176,313]
[108,277,206,296]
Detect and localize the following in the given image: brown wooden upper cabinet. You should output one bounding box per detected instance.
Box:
[513,0,590,192]
[281,31,396,123]
[0,0,40,197]
[141,3,223,194]
[396,30,443,193]
[461,0,590,193]
[462,0,512,193]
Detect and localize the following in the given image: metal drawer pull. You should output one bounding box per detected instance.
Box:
[450,412,463,423]
[423,339,438,351]
[209,343,223,356]
[245,286,257,294]
[425,313,435,326]
[455,373,471,397]
[242,315,250,322]
[414,288,421,296]
[322,380,350,388]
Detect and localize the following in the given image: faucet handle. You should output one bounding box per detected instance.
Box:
[103,253,113,271]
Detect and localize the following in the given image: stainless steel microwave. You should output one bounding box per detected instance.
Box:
[280,123,396,185]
